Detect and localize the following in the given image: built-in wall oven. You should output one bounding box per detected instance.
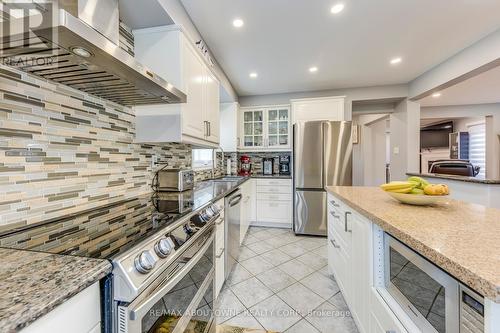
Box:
[385,234,484,333]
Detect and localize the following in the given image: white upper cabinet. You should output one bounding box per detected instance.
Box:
[133,26,220,147]
[239,105,291,151]
[220,102,239,152]
[291,96,345,123]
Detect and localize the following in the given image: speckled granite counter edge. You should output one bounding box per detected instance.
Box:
[326,188,500,303]
[407,172,500,184]
[0,249,112,333]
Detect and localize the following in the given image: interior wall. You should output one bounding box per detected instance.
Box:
[352,113,391,186]
[238,84,408,121]
[390,99,421,181]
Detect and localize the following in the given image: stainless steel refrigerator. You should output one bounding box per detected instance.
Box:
[293,121,353,236]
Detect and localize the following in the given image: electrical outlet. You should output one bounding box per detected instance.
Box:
[151,155,158,169]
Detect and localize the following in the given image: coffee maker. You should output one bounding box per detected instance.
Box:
[279,156,291,175]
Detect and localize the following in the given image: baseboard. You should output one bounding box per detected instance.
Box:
[250,220,292,229]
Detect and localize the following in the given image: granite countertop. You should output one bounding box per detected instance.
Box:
[407,172,500,184]
[0,248,111,332]
[326,186,500,302]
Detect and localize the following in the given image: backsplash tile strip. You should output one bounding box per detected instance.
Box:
[0,64,195,231]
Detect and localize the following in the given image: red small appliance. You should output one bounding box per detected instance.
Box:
[238,155,252,176]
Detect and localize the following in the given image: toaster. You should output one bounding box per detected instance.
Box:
[157,169,194,192]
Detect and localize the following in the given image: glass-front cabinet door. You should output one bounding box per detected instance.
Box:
[243,109,264,147]
[267,107,289,148]
[240,105,290,150]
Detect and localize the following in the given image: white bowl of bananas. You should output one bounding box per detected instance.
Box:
[380,176,450,206]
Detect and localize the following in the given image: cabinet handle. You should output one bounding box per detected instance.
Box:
[345,211,352,233]
[330,200,340,208]
[204,121,208,137]
[207,121,211,137]
[330,239,340,249]
[216,249,224,258]
[386,331,396,333]
[329,211,340,219]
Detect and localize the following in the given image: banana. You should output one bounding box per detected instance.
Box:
[407,176,430,189]
[424,184,449,196]
[409,188,425,195]
[380,181,417,192]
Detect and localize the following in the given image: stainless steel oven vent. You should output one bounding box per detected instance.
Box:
[0,2,186,106]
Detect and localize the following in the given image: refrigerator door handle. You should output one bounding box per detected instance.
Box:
[321,122,326,188]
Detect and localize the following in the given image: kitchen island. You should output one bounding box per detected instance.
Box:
[326,186,500,333]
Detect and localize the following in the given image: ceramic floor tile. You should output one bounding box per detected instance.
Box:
[230,277,274,308]
[265,227,290,235]
[294,238,325,251]
[242,235,260,246]
[317,265,331,278]
[258,248,293,266]
[300,272,340,299]
[328,291,350,312]
[221,310,264,330]
[278,259,316,280]
[246,241,275,255]
[215,288,247,322]
[255,267,297,293]
[296,251,328,270]
[278,243,310,258]
[239,256,275,275]
[263,235,294,248]
[238,246,258,261]
[251,230,274,241]
[277,282,325,316]
[249,295,302,332]
[305,301,358,333]
[310,244,328,258]
[285,319,320,333]
[227,263,253,286]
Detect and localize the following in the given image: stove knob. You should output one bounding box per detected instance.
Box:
[155,238,173,258]
[134,250,156,274]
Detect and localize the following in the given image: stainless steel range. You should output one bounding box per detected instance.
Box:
[0,191,228,333]
[113,201,221,333]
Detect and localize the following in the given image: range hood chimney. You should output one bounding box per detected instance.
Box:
[0,0,186,106]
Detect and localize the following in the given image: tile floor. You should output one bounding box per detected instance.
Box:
[214,226,359,333]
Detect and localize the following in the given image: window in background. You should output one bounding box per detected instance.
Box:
[468,123,486,178]
[192,149,214,169]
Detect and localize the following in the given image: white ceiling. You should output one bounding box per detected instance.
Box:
[180,0,500,97]
[419,65,500,107]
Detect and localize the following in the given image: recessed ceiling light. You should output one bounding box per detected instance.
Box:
[331,3,345,14]
[309,66,318,73]
[432,92,441,98]
[390,57,402,65]
[249,72,258,78]
[233,18,244,28]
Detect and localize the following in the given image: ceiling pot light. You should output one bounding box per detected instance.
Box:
[390,57,402,65]
[249,72,258,78]
[331,3,345,14]
[309,66,318,73]
[432,92,441,98]
[233,18,244,28]
[69,46,93,58]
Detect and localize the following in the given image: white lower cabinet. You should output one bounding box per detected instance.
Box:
[254,178,292,228]
[240,179,254,244]
[327,193,407,333]
[21,283,101,333]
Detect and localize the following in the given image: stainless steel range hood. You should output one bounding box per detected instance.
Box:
[0,0,186,106]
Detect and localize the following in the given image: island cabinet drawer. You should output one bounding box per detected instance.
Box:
[256,200,291,223]
[256,193,291,202]
[327,209,352,246]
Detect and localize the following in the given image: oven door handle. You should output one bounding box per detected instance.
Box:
[128,234,214,321]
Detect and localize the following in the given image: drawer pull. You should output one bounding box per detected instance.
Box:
[344,211,352,233]
[329,211,340,219]
[330,200,340,208]
[330,239,340,249]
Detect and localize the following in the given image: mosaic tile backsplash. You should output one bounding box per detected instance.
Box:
[0,65,204,231]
